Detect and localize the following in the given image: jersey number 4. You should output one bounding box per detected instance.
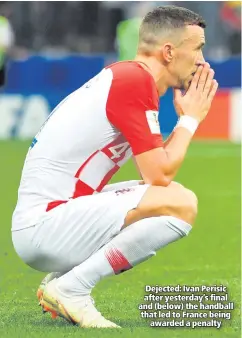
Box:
[107,142,129,163]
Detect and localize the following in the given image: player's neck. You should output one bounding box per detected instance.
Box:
[134,55,169,96]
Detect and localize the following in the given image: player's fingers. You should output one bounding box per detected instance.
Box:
[203,69,215,95]
[189,65,203,92]
[197,63,210,91]
[208,80,218,101]
[208,77,215,96]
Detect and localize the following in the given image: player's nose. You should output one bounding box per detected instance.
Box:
[197,52,205,66]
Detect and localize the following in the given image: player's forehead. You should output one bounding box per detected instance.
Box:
[181,25,205,47]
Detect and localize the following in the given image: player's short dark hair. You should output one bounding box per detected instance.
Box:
[139,5,206,49]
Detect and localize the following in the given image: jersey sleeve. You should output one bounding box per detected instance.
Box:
[106,63,163,156]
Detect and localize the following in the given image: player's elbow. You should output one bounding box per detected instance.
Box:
[144,174,171,187]
[153,162,176,187]
[135,148,176,187]
[158,160,179,185]
[142,164,174,187]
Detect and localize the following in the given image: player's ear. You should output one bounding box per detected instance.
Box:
[162,43,174,63]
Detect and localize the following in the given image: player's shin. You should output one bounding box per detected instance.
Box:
[55,216,191,297]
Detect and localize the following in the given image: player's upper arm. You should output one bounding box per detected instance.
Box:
[106,63,170,186]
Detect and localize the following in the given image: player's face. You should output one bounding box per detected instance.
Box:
[171,25,206,90]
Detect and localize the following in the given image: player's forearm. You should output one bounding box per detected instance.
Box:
[162,127,194,180]
[134,127,194,187]
[163,130,174,148]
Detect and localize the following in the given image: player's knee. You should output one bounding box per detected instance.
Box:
[180,188,198,225]
[163,184,198,224]
[156,184,198,225]
[124,184,198,228]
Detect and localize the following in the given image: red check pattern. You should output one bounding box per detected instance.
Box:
[46,134,131,212]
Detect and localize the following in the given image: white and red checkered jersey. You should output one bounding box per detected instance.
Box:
[12,61,163,230]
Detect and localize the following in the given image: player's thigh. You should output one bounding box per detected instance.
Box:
[125,182,198,226]
[102,180,142,192]
[30,184,150,271]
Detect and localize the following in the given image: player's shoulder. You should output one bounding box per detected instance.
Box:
[106,61,154,87]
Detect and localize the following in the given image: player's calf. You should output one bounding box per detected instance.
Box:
[53,185,196,313]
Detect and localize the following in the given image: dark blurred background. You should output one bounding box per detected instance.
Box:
[0,1,241,141]
[1,1,241,57]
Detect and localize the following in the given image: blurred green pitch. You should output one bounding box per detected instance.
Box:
[0,140,240,338]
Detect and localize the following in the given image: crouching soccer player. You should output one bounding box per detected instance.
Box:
[12,6,218,328]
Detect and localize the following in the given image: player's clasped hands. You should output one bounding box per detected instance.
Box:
[174,62,218,123]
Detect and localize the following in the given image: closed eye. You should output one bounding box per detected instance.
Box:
[196,43,205,50]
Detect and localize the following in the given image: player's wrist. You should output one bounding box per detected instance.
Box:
[175,115,199,136]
